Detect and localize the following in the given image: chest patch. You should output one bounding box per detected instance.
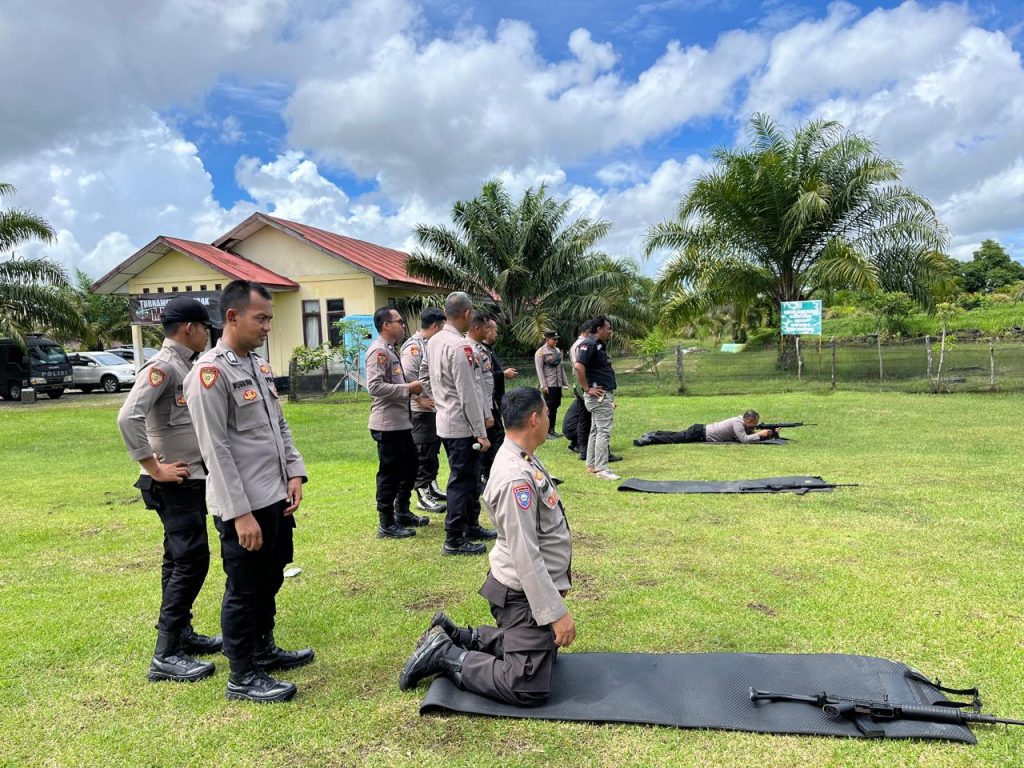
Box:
[513,483,533,510]
[148,368,166,387]
[259,363,271,375]
[242,388,258,401]
[392,363,402,376]
[175,395,187,407]
[199,367,219,389]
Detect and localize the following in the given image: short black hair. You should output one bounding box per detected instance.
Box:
[501,387,545,430]
[588,315,611,333]
[420,307,445,329]
[220,280,271,322]
[743,409,760,421]
[373,306,398,331]
[579,319,592,334]
[470,310,490,329]
[163,322,182,337]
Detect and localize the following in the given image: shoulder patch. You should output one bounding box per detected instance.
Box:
[199,366,219,389]
[410,346,421,356]
[463,346,475,366]
[512,483,533,510]
[148,368,166,387]
[376,350,388,366]
[579,344,588,351]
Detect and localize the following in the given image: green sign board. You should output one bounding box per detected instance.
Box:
[780,300,822,335]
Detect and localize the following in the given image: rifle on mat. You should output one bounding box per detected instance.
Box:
[756,421,816,432]
[749,687,1024,737]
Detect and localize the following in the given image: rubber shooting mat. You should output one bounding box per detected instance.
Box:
[617,476,846,494]
[420,652,975,743]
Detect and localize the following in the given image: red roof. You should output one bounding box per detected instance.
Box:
[264,215,434,288]
[162,237,298,290]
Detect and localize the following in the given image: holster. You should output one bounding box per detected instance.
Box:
[134,474,163,512]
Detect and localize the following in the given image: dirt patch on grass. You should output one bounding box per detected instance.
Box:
[569,571,606,602]
[404,590,461,612]
[747,601,778,617]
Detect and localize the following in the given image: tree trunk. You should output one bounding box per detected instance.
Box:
[777,334,797,370]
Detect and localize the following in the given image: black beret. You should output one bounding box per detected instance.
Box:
[162,297,211,325]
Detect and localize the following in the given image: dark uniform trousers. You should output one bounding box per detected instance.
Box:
[460,573,559,707]
[543,388,563,433]
[442,436,482,534]
[572,392,592,457]
[480,410,505,485]
[645,424,706,444]
[411,411,441,489]
[137,477,211,633]
[371,429,418,522]
[213,500,294,664]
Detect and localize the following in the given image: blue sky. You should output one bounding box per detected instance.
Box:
[1,0,1023,277]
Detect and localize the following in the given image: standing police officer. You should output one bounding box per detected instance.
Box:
[400,308,447,513]
[428,292,496,556]
[534,331,568,439]
[574,316,619,481]
[117,296,221,683]
[399,387,575,704]
[367,306,428,539]
[184,280,313,703]
[479,317,516,484]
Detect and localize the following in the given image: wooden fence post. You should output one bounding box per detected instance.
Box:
[675,344,685,394]
[830,338,837,392]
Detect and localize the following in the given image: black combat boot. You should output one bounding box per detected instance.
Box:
[418,611,478,650]
[253,632,315,672]
[398,626,468,691]
[377,508,415,539]
[429,481,447,500]
[395,498,430,528]
[465,523,497,541]
[226,658,296,703]
[442,535,486,556]
[415,487,445,512]
[147,630,216,683]
[180,624,223,655]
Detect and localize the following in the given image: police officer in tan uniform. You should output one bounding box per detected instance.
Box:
[467,310,496,437]
[534,331,568,439]
[117,296,221,684]
[428,292,496,556]
[399,387,575,704]
[367,306,428,539]
[400,307,447,513]
[184,280,312,703]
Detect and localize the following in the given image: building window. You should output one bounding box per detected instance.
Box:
[215,283,222,290]
[200,284,207,291]
[185,285,192,292]
[326,299,346,345]
[302,300,322,347]
[157,287,164,293]
[171,286,178,292]
[142,288,150,294]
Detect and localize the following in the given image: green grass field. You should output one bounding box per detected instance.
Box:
[1,391,1021,767]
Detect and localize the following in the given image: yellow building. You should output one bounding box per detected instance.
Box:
[92,213,439,375]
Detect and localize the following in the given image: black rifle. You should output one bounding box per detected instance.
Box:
[749,687,1024,737]
[756,421,815,431]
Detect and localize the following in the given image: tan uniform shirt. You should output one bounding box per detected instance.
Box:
[471,338,494,423]
[428,323,487,439]
[117,338,205,478]
[183,340,306,521]
[705,416,761,443]
[484,438,572,625]
[365,336,413,431]
[400,333,433,414]
[534,344,568,389]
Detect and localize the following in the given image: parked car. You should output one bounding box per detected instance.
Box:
[104,346,160,365]
[70,351,137,393]
[0,334,74,400]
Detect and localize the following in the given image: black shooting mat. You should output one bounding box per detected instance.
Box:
[419,652,975,743]
[617,476,841,494]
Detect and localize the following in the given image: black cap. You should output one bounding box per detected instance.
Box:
[162,297,211,326]
[543,330,559,339]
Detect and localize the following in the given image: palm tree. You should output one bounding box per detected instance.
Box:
[56,269,136,350]
[0,184,80,344]
[646,114,949,361]
[406,180,651,353]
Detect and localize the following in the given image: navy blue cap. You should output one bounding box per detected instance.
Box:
[162,297,211,325]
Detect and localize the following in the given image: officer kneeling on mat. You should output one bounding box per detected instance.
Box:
[400,386,575,705]
[117,297,222,683]
[184,280,313,703]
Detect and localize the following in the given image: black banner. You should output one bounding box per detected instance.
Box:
[129,291,222,327]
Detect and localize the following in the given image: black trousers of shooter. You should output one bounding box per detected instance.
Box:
[480,410,505,485]
[146,479,211,633]
[411,411,441,489]
[213,500,294,666]
[371,428,418,523]
[460,572,559,706]
[442,436,482,536]
[642,423,706,444]
[543,387,563,433]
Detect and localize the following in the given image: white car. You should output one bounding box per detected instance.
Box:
[70,351,137,393]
